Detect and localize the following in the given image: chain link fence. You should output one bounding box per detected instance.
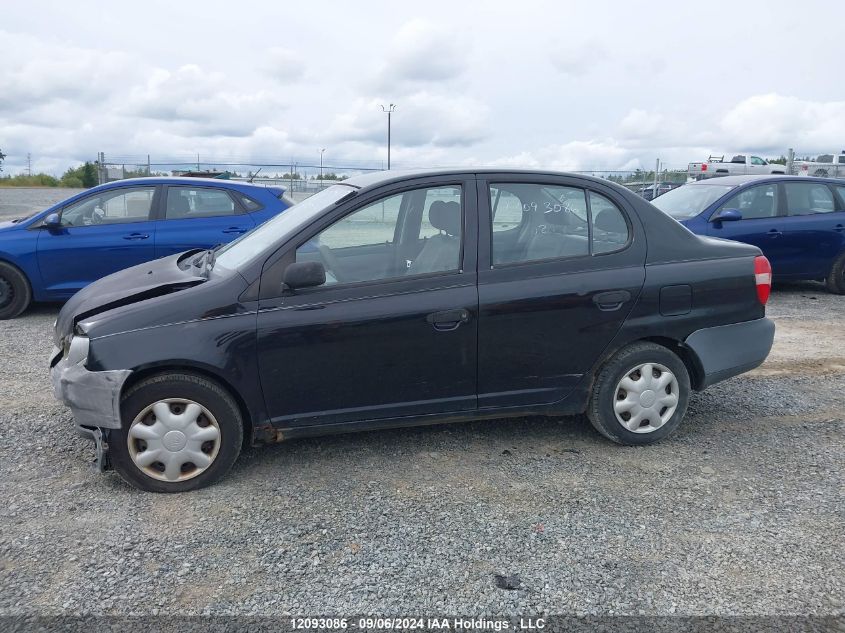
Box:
[789,150,845,178]
[92,150,845,205]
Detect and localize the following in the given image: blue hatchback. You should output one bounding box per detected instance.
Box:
[0,177,291,318]
[652,175,845,293]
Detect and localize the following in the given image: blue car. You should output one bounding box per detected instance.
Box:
[0,177,291,319]
[652,175,845,294]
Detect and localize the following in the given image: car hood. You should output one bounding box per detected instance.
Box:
[0,220,19,231]
[54,250,206,345]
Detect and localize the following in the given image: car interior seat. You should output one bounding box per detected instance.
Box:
[168,194,191,219]
[747,190,776,218]
[524,209,589,261]
[411,201,461,274]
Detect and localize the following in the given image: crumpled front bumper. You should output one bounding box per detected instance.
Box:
[50,347,132,431]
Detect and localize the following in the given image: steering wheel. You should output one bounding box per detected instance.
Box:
[318,244,346,283]
[88,206,104,225]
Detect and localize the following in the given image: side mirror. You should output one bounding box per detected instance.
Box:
[283,261,326,291]
[711,208,742,223]
[43,213,61,228]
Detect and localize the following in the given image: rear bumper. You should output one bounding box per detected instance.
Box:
[685,317,775,389]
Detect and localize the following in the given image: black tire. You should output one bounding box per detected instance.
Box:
[111,372,243,492]
[587,342,690,445]
[0,261,32,320]
[826,252,845,295]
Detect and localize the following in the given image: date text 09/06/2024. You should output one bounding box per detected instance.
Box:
[290,617,547,630]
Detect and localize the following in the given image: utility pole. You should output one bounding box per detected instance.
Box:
[380,104,396,170]
[196,153,200,172]
[26,153,32,176]
[320,148,326,187]
[147,154,151,176]
[787,148,794,175]
[653,158,660,197]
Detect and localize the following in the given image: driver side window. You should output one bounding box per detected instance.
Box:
[717,184,778,220]
[295,185,463,286]
[61,187,155,227]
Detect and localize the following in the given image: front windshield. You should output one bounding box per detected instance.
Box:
[214,184,356,270]
[651,183,735,220]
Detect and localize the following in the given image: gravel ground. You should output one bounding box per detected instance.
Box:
[0,283,843,618]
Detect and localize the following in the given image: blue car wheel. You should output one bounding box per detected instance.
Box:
[827,252,845,295]
[0,261,32,320]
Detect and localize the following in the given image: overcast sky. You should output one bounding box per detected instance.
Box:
[1,0,843,176]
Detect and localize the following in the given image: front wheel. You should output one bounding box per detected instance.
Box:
[587,342,690,445]
[110,372,243,492]
[826,252,845,295]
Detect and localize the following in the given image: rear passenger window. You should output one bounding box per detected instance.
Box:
[784,182,835,216]
[238,194,263,211]
[488,183,629,265]
[590,192,629,254]
[165,187,237,220]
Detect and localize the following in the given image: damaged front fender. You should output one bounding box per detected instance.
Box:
[51,353,132,430]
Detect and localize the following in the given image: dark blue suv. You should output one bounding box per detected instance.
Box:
[653,175,845,293]
[0,177,290,318]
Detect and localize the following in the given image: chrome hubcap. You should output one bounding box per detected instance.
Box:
[613,362,679,433]
[127,398,221,482]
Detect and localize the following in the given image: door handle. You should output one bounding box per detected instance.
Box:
[593,290,631,311]
[426,308,470,331]
[834,224,845,233]
[122,233,150,240]
[768,229,783,238]
[223,227,248,235]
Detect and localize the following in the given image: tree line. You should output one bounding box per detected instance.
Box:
[0,159,99,188]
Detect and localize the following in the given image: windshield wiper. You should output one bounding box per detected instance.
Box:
[205,247,218,272]
[193,249,213,269]
[192,245,222,275]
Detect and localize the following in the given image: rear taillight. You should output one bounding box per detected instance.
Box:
[701,163,707,171]
[754,255,772,305]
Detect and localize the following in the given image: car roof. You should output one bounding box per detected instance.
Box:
[688,174,840,186]
[342,168,627,191]
[96,177,269,190]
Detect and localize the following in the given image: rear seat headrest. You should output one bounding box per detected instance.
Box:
[594,208,626,233]
[429,200,461,236]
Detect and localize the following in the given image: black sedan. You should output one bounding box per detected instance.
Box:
[50,169,775,492]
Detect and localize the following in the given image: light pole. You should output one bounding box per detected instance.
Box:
[380,104,396,170]
[319,148,325,187]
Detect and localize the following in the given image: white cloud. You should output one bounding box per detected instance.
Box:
[720,94,845,154]
[124,65,288,137]
[549,38,607,76]
[322,92,489,149]
[1,2,844,177]
[373,18,469,89]
[265,47,305,83]
[0,31,139,115]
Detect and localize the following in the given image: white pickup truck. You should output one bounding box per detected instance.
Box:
[687,154,786,180]
[795,153,845,179]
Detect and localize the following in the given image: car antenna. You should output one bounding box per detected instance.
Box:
[248,168,262,183]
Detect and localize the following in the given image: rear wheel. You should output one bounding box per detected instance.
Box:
[0,261,32,320]
[111,372,243,492]
[826,252,845,295]
[587,342,690,445]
